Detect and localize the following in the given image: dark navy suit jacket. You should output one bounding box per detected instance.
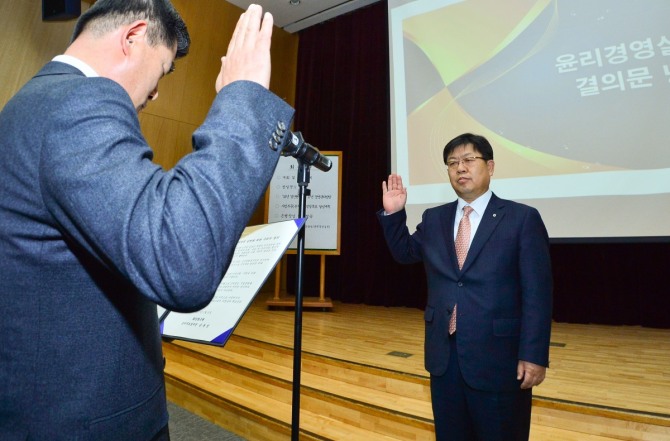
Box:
[0,62,294,440]
[378,194,552,392]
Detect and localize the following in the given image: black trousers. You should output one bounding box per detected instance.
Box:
[150,424,170,441]
[430,335,532,441]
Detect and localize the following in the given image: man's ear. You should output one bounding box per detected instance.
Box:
[121,20,149,55]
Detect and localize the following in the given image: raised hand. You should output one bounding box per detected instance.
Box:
[382,174,407,215]
[215,4,273,92]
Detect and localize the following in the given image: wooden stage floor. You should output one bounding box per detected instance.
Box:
[233,293,670,421]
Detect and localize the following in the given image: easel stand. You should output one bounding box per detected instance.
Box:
[266,255,333,309]
[265,149,341,312]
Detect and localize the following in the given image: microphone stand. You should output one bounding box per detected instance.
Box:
[291,158,310,441]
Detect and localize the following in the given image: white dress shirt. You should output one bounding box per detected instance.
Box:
[454,190,492,246]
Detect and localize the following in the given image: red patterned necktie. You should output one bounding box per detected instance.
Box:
[450,205,473,334]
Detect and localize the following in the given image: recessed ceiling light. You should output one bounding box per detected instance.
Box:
[289,0,301,5]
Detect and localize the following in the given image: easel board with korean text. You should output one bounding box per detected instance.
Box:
[265,152,342,308]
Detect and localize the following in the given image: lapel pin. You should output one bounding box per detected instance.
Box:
[493,213,497,217]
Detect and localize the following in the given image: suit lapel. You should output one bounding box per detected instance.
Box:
[460,193,505,273]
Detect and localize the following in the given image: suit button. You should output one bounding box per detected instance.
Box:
[457,282,463,287]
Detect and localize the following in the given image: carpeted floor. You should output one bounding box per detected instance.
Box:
[167,401,247,441]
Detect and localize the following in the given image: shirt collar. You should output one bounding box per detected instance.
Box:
[457,189,492,216]
[52,55,99,78]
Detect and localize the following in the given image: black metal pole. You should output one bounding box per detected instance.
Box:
[291,160,310,441]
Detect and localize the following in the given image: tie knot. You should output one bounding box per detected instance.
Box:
[463,206,474,217]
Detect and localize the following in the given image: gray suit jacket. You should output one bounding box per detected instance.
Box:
[0,62,294,440]
[378,194,553,392]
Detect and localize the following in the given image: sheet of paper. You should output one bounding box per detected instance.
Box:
[159,218,304,345]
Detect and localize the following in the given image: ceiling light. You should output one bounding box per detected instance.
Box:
[289,0,301,5]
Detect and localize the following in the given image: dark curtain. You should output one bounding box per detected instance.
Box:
[286,0,670,327]
[551,243,670,328]
[286,0,426,308]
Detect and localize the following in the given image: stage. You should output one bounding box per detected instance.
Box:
[236,294,669,416]
[164,292,670,440]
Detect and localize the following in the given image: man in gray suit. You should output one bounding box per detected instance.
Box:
[0,1,293,439]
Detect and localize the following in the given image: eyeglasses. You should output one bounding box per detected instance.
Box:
[446,156,486,170]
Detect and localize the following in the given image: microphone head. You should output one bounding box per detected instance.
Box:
[317,155,332,172]
[281,131,332,172]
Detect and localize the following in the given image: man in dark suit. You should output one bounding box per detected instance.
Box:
[0,1,293,440]
[378,133,553,440]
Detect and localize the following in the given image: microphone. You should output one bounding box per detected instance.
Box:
[281,131,332,172]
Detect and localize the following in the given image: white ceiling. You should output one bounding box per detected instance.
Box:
[225,0,381,33]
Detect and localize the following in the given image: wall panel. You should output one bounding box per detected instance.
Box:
[1,0,298,219]
[0,1,91,107]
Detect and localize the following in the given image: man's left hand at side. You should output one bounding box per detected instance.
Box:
[517,360,546,389]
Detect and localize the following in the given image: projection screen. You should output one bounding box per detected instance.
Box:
[388,0,670,240]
